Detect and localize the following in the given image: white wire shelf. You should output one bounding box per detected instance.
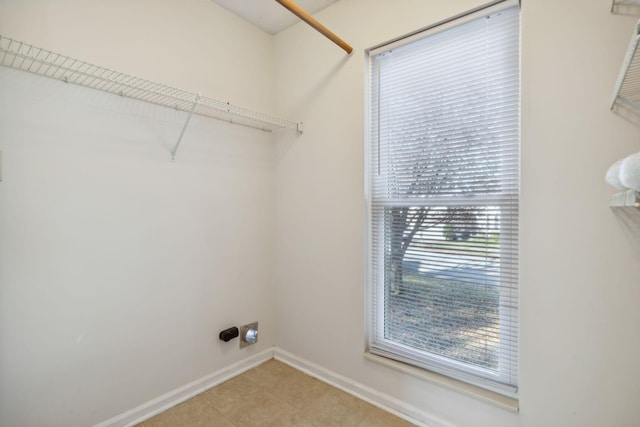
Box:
[610,189,640,209]
[610,191,640,247]
[611,21,640,124]
[0,35,303,144]
[612,0,640,15]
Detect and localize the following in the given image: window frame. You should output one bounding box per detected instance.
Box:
[364,0,520,399]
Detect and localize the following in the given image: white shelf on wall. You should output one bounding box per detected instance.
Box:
[610,191,640,248]
[611,21,640,123]
[612,0,640,15]
[610,189,640,209]
[0,35,302,158]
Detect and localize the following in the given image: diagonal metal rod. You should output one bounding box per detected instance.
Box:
[171,94,200,160]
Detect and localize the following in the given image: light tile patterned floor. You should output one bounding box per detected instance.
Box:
[137,359,415,427]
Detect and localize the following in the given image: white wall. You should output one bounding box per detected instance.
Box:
[273,1,640,426]
[0,1,277,426]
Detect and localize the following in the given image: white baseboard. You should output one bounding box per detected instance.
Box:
[94,348,274,427]
[95,347,456,427]
[273,348,457,427]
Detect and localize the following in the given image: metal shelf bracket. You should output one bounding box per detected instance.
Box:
[171,94,200,160]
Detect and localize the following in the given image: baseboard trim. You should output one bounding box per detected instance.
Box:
[273,348,456,427]
[95,347,457,427]
[94,348,274,427]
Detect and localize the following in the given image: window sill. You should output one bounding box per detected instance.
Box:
[363,352,519,413]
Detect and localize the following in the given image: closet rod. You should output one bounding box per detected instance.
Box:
[275,0,353,54]
[0,35,303,134]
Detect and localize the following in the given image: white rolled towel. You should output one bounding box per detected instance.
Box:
[620,152,640,192]
[606,159,627,190]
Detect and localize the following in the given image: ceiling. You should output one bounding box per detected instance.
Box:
[210,0,340,34]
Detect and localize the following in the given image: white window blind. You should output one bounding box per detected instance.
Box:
[367,3,520,397]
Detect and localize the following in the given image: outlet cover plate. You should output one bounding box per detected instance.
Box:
[239,321,258,348]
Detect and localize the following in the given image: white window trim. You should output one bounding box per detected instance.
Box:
[363,352,519,412]
[367,0,519,56]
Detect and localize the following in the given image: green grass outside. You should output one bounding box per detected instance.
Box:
[385,269,500,370]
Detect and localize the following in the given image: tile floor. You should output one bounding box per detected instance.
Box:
[137,359,416,427]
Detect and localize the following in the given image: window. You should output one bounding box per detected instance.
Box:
[367,2,520,397]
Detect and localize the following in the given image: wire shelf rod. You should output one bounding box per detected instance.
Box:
[0,34,302,134]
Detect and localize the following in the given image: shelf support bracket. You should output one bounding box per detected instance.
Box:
[171,94,200,160]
